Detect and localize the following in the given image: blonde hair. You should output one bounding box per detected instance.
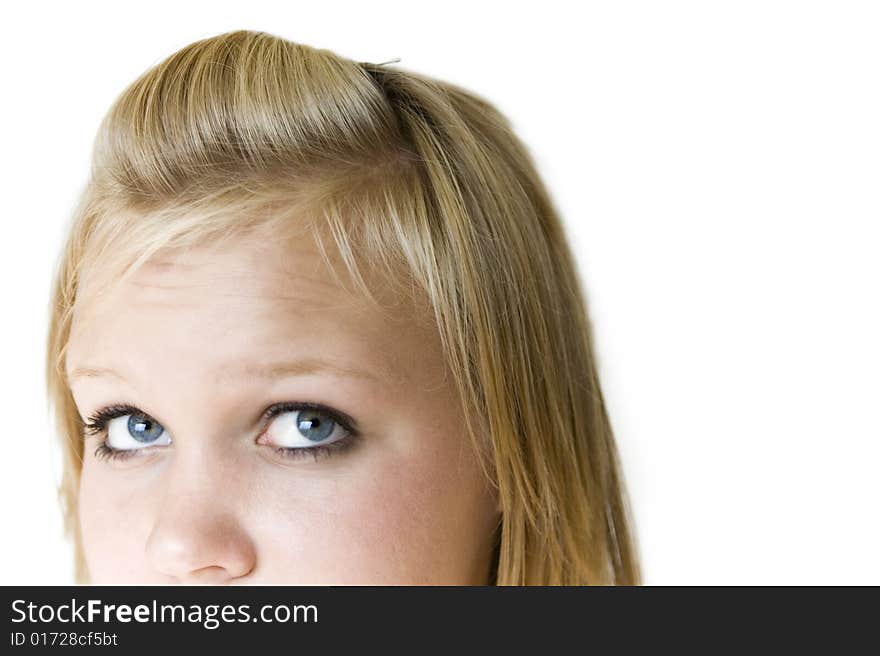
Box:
[46,29,641,585]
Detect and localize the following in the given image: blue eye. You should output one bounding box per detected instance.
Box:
[83,401,359,464]
[106,412,171,451]
[263,407,351,449]
[127,413,165,443]
[295,409,336,442]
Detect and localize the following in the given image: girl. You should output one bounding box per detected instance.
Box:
[46,29,641,585]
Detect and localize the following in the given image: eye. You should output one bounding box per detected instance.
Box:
[259,405,353,450]
[82,401,359,465]
[106,412,172,450]
[82,404,173,462]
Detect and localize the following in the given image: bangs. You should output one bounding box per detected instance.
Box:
[66,152,438,346]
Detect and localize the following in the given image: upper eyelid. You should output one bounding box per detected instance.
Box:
[262,401,359,435]
[83,403,151,435]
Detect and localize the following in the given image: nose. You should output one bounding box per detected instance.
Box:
[146,513,257,584]
[144,454,257,584]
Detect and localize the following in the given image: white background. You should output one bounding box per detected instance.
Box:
[1,1,877,585]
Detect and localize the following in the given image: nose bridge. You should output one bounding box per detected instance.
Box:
[145,438,256,583]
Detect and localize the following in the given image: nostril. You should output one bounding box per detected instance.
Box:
[187,565,231,584]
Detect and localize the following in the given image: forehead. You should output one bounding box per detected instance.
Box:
[65,230,428,388]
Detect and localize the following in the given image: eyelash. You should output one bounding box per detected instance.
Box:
[82,401,360,464]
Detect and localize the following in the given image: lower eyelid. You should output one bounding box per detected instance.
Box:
[93,443,133,462]
[270,433,358,462]
[89,427,359,463]
[93,441,166,462]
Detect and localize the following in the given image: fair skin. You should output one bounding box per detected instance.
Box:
[65,228,501,584]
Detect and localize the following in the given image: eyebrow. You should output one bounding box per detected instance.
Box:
[67,358,393,386]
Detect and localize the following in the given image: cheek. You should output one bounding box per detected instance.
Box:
[254,436,495,584]
[78,460,157,582]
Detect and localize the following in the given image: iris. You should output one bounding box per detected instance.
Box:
[127,413,164,443]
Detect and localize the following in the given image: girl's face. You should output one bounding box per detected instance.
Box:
[65,229,500,584]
